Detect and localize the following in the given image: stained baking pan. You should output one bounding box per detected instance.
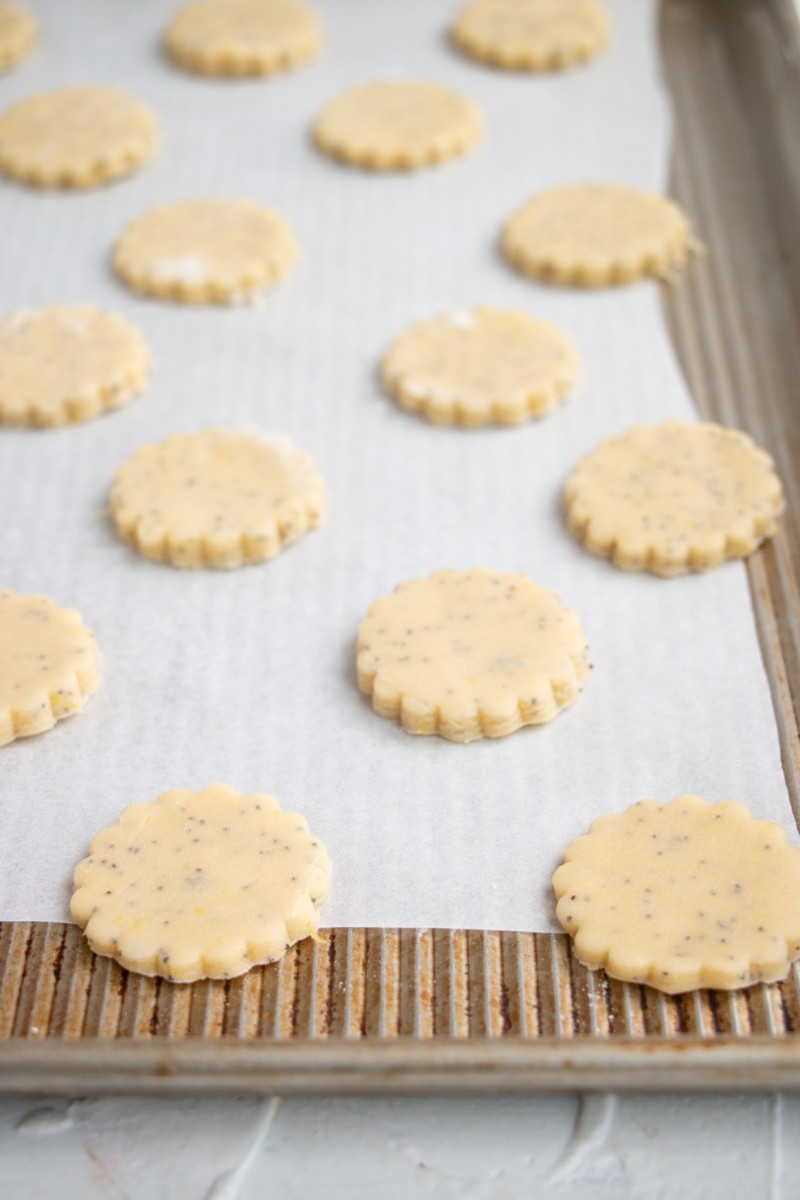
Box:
[1,0,799,1093]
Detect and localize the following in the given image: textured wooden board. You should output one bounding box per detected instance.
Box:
[0,0,799,1092]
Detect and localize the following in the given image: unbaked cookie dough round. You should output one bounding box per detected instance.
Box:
[554,795,800,994]
[0,86,157,188]
[165,0,322,76]
[564,421,785,576]
[0,1,37,71]
[452,0,609,72]
[112,198,298,305]
[357,568,590,742]
[313,79,484,171]
[71,784,331,983]
[111,428,326,569]
[0,589,101,747]
[0,306,151,427]
[503,184,695,287]
[381,306,580,427]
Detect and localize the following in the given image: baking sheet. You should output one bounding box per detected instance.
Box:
[0,0,791,933]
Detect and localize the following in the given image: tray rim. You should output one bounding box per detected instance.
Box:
[4,1037,800,1097]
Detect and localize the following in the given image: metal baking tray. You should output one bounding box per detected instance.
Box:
[1,0,799,1094]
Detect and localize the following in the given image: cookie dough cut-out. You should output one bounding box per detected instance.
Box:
[71,784,331,983]
[0,589,100,747]
[452,0,609,71]
[554,795,800,994]
[313,79,484,170]
[113,198,298,304]
[165,0,322,76]
[0,1,37,70]
[0,87,157,188]
[503,184,695,287]
[111,428,326,569]
[381,306,580,427]
[0,306,151,427]
[357,568,589,743]
[564,421,784,576]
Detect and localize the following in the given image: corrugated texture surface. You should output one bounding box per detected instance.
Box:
[0,924,798,1045]
[1,0,799,1091]
[662,0,800,825]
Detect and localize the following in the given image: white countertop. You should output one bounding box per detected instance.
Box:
[2,1090,800,1197]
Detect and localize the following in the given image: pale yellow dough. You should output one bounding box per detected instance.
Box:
[0,87,157,189]
[0,1,37,71]
[111,428,326,569]
[313,79,484,171]
[113,198,298,305]
[0,589,101,748]
[0,306,151,427]
[71,784,331,983]
[554,795,800,994]
[503,184,695,287]
[381,306,580,427]
[452,0,609,72]
[564,421,784,577]
[165,0,322,76]
[357,568,589,743]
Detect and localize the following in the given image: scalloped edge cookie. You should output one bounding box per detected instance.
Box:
[563,420,785,577]
[112,198,298,305]
[357,568,590,742]
[0,1,37,71]
[0,306,151,427]
[380,306,581,427]
[0,589,101,747]
[313,79,484,171]
[554,795,800,994]
[71,784,331,983]
[0,86,157,188]
[110,428,326,569]
[502,183,698,287]
[452,0,610,72]
[165,0,322,77]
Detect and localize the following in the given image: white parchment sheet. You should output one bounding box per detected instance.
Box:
[0,0,792,929]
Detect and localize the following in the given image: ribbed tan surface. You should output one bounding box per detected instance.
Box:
[0,0,798,1091]
[0,925,797,1044]
[661,0,800,829]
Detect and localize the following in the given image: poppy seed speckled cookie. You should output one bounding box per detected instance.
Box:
[71,784,331,983]
[0,589,101,747]
[0,1,37,71]
[0,87,157,188]
[563,421,784,576]
[381,306,580,427]
[113,198,298,305]
[165,0,322,77]
[111,428,326,569]
[0,306,150,427]
[503,184,696,287]
[357,568,590,742]
[554,795,800,994]
[313,79,484,171]
[452,0,609,72]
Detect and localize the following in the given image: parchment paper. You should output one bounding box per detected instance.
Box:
[0,0,791,930]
